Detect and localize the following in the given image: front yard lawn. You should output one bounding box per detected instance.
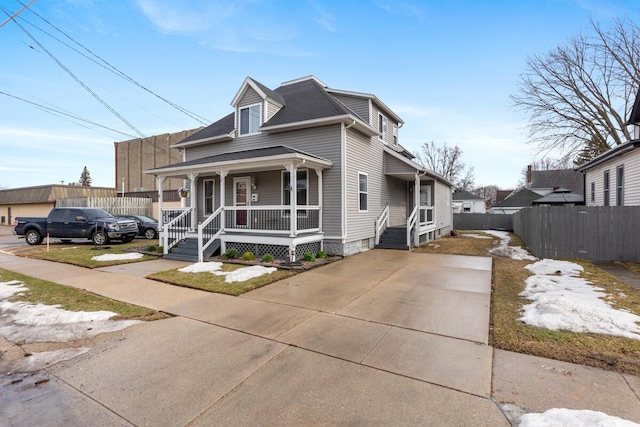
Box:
[148,264,296,296]
[417,231,640,375]
[22,241,157,268]
[0,268,168,321]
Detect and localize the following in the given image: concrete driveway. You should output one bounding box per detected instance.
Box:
[1,249,508,426]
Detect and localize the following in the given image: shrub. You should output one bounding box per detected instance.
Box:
[303,252,316,262]
[242,251,256,261]
[156,246,164,253]
[261,253,275,263]
[144,244,157,252]
[222,248,239,259]
[316,250,328,259]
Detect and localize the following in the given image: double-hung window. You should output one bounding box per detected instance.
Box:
[603,170,610,206]
[616,165,624,206]
[358,173,368,212]
[240,104,261,135]
[378,113,387,142]
[203,179,215,215]
[283,169,308,215]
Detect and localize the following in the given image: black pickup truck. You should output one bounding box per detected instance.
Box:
[14,207,139,245]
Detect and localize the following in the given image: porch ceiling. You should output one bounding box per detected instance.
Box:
[145,145,332,178]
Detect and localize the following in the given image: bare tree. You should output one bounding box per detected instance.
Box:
[415,141,475,191]
[472,185,499,208]
[511,18,640,162]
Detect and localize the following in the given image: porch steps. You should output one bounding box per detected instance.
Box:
[164,237,220,262]
[376,226,409,250]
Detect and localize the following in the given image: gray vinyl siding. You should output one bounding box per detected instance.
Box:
[385,153,416,174]
[387,177,408,226]
[266,100,281,121]
[238,86,262,106]
[435,180,452,229]
[584,149,640,206]
[345,128,386,243]
[371,104,399,146]
[185,125,343,237]
[332,94,370,123]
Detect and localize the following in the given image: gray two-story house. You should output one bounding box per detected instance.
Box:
[146,76,453,262]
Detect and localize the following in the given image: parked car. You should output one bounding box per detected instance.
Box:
[14,207,138,245]
[116,215,158,239]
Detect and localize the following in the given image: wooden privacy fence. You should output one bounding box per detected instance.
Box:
[57,197,153,217]
[453,213,513,231]
[513,206,640,262]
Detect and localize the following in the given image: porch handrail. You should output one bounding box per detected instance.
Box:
[197,206,223,263]
[375,205,390,245]
[162,207,192,254]
[407,205,418,248]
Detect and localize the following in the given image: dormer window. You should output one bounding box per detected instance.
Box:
[240,104,261,135]
[378,113,387,142]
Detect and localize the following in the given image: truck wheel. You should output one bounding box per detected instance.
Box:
[25,229,43,245]
[92,231,109,246]
[144,228,157,239]
[122,235,136,243]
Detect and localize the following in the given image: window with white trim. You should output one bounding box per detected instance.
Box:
[603,170,610,206]
[282,169,308,215]
[590,182,595,203]
[358,172,368,211]
[378,113,387,142]
[203,179,215,214]
[616,165,624,206]
[240,104,261,135]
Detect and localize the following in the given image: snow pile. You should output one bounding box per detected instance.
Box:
[91,252,144,262]
[520,259,640,340]
[213,265,277,283]
[178,261,223,273]
[519,408,640,427]
[178,262,277,283]
[461,233,492,239]
[0,281,143,344]
[481,229,537,260]
[12,348,90,372]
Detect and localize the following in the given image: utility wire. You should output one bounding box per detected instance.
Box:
[17,1,211,125]
[0,0,35,28]
[0,90,139,138]
[1,6,147,138]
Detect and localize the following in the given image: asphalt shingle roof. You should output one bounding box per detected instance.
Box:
[174,113,235,146]
[492,188,541,208]
[529,169,583,195]
[453,190,482,200]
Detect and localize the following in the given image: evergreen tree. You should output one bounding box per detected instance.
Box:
[79,166,92,186]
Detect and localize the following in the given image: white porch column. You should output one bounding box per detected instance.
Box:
[414,173,420,247]
[315,168,323,232]
[157,176,166,232]
[189,173,198,232]
[286,163,297,237]
[218,170,228,230]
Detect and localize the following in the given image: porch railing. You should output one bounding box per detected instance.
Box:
[161,207,191,253]
[407,205,418,248]
[375,205,390,245]
[197,207,222,262]
[223,205,320,234]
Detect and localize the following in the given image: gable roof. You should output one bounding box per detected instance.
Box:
[453,190,482,201]
[231,76,285,108]
[172,113,235,148]
[529,169,584,195]
[492,188,541,208]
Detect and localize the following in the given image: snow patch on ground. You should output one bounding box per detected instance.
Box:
[179,262,276,283]
[520,259,640,340]
[481,229,537,260]
[213,265,277,283]
[0,281,143,344]
[461,233,492,239]
[519,408,640,426]
[91,252,144,262]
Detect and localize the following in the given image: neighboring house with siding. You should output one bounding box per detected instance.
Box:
[575,87,640,207]
[146,75,453,262]
[453,190,485,213]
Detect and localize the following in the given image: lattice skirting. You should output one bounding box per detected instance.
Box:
[224,241,322,261]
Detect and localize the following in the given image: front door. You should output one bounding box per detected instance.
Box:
[233,177,250,228]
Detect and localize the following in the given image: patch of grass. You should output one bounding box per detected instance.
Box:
[148,263,296,296]
[416,230,640,375]
[0,268,168,321]
[24,241,156,268]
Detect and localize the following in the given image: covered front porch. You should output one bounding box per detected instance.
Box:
[146,146,332,262]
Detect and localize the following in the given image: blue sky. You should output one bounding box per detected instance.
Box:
[1,0,639,190]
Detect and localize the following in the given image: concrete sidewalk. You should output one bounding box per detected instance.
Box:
[1,251,639,426]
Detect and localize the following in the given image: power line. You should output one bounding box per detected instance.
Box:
[0,0,35,28]
[1,6,147,138]
[0,90,139,138]
[17,1,212,126]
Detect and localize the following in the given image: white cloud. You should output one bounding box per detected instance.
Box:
[135,0,242,34]
[309,1,338,32]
